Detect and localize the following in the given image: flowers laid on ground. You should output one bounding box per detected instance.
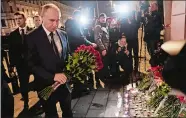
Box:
[148,82,171,109]
[128,66,186,117]
[157,95,181,117]
[138,74,152,91]
[179,109,186,117]
[39,45,103,100]
[148,66,163,80]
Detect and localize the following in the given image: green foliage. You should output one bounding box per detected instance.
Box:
[157,95,181,117]
[148,82,171,109]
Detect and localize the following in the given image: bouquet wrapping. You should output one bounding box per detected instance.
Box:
[39,45,103,100]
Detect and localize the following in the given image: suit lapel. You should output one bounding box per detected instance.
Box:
[38,25,60,61]
[56,29,67,60]
[14,28,22,42]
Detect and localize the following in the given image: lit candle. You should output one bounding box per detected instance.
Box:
[125,93,129,98]
[125,104,129,108]
[125,99,128,103]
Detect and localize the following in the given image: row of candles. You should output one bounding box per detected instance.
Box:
[123,91,130,117]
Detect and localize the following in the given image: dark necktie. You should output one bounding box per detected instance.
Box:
[21,29,25,44]
[49,32,59,58]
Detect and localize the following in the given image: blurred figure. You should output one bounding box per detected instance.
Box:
[94,13,110,82]
[8,11,33,111]
[65,10,97,98]
[162,44,186,95]
[1,49,14,118]
[65,10,97,53]
[33,15,42,28]
[127,11,140,73]
[109,18,120,45]
[108,18,121,76]
[143,3,163,66]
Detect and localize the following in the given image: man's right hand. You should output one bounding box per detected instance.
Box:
[54,73,67,84]
[9,67,15,73]
[102,50,107,56]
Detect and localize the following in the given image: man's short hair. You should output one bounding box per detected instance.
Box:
[40,3,61,17]
[33,15,40,19]
[14,11,26,18]
[99,13,107,19]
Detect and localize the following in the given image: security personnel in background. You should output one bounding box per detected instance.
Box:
[33,15,42,28]
[8,11,33,111]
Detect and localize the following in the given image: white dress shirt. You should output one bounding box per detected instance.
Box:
[42,24,62,57]
[19,26,27,35]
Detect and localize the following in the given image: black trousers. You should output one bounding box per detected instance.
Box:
[97,54,110,82]
[146,39,159,66]
[119,54,133,77]
[16,63,30,107]
[2,80,14,118]
[127,39,139,71]
[39,85,73,118]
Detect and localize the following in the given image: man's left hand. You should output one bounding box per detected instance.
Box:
[125,50,129,56]
[91,43,97,48]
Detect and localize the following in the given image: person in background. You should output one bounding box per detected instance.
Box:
[144,3,163,66]
[33,15,42,28]
[108,18,121,77]
[127,11,140,75]
[94,13,110,83]
[65,10,97,53]
[110,35,133,83]
[8,11,33,112]
[65,10,97,98]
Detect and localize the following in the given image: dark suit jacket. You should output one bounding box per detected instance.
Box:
[8,26,33,67]
[25,25,70,91]
[65,18,92,52]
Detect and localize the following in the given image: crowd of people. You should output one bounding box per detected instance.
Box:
[2,2,175,118]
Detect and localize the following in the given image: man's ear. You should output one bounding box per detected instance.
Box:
[161,40,186,56]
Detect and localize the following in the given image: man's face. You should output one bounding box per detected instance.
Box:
[14,15,26,27]
[33,16,42,27]
[150,3,158,12]
[42,8,60,32]
[120,37,127,46]
[99,16,106,24]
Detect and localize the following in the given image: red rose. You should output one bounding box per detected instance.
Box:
[177,96,186,103]
[95,51,101,58]
[89,46,95,54]
[79,45,86,50]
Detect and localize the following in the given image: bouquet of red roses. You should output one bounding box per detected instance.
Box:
[39,45,103,100]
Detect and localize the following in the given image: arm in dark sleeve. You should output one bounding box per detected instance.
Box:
[80,27,92,45]
[65,21,92,46]
[8,33,16,67]
[25,35,54,85]
[94,25,106,51]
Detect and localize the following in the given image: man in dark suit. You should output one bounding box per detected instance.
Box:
[25,4,72,117]
[8,11,33,111]
[33,15,42,28]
